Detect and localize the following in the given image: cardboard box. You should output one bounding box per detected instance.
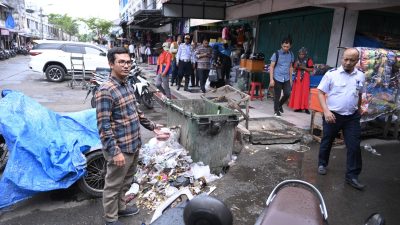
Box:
[246,60,265,72]
[240,59,247,68]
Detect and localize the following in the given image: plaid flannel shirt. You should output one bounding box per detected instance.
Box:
[96,76,155,156]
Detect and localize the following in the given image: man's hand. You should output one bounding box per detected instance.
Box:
[153,124,164,135]
[323,110,336,123]
[113,153,125,167]
[269,79,275,88]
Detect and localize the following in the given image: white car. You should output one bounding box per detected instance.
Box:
[29,40,110,82]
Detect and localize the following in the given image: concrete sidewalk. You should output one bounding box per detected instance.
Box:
[139,63,315,131]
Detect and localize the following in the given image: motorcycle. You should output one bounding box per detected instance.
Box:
[84,67,110,108]
[128,67,154,109]
[1,89,105,196]
[0,134,8,171]
[150,180,385,225]
[0,132,105,197]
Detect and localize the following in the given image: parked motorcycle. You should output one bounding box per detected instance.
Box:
[150,180,385,225]
[0,48,10,59]
[0,132,105,197]
[128,67,154,109]
[0,134,8,171]
[84,67,110,108]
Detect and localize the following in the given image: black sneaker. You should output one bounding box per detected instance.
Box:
[118,205,140,217]
[105,221,125,225]
[274,111,281,117]
[304,109,310,114]
[279,106,284,113]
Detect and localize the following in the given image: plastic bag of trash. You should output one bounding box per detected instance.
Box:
[364,144,381,156]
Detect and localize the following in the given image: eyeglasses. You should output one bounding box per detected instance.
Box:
[116,60,133,66]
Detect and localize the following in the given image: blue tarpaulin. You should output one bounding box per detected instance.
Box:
[0,91,101,209]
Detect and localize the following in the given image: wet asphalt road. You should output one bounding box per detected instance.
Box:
[1,56,400,225]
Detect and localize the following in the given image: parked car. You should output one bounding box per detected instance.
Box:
[29,40,109,82]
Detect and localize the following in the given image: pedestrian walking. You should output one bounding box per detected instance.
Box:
[145,44,152,64]
[155,42,172,98]
[95,47,162,225]
[139,43,146,63]
[209,45,225,89]
[128,42,135,59]
[194,38,213,93]
[169,35,182,86]
[191,41,199,87]
[176,34,194,91]
[220,43,232,85]
[288,47,314,114]
[269,37,294,117]
[317,48,366,191]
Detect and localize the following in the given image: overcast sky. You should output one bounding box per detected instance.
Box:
[26,0,120,21]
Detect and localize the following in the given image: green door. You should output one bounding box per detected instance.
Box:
[257,8,334,64]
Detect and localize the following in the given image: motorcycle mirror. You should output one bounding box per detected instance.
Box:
[364,213,385,225]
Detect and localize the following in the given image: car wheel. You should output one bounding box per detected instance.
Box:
[45,65,66,82]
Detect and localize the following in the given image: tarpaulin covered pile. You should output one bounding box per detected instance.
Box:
[356,47,400,121]
[0,90,101,209]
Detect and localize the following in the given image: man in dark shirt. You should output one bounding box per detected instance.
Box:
[96,47,161,225]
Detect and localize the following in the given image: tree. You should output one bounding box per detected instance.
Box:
[80,17,113,40]
[48,14,79,36]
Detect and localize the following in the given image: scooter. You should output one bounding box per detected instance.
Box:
[128,67,154,109]
[150,179,385,225]
[84,68,110,108]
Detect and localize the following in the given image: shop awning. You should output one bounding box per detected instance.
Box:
[162,0,253,20]
[129,9,174,28]
[0,2,8,9]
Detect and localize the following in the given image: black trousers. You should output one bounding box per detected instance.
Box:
[273,79,291,113]
[178,61,193,89]
[197,68,210,93]
[319,111,362,179]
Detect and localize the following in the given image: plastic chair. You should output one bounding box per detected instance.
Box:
[248,82,264,101]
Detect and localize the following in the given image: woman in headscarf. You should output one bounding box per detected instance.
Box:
[288,47,314,114]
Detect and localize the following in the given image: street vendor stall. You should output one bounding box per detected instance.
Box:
[356,47,400,138]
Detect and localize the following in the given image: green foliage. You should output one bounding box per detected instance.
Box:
[79,17,113,39]
[48,13,79,36]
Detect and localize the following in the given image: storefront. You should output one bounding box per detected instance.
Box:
[257,7,334,64]
[354,10,400,50]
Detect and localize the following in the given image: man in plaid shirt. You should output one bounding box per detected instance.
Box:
[96,47,161,225]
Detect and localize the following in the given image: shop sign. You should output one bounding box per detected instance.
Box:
[1,29,10,36]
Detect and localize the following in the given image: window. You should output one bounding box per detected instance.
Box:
[32,43,62,50]
[84,46,103,55]
[63,45,83,54]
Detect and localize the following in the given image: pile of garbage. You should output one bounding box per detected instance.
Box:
[127,127,222,211]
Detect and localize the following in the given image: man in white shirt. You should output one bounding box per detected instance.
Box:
[317,48,366,190]
[176,34,194,91]
[128,42,135,59]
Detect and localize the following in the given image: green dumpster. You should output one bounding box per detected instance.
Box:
[166,99,240,173]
